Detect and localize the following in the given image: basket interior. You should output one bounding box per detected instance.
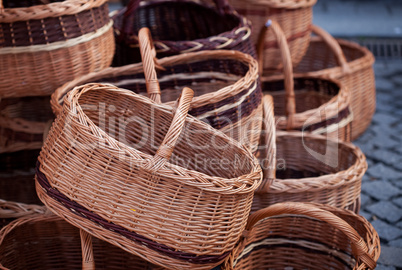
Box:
[2,0,64,8]
[295,40,366,72]
[0,96,54,122]
[78,87,254,179]
[274,134,357,180]
[0,217,158,270]
[117,1,239,42]
[263,77,339,115]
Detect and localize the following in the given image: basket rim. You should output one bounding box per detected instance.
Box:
[229,0,317,9]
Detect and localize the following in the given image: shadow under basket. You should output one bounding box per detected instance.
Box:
[0,214,164,270]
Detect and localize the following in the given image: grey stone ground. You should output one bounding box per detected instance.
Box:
[354,60,402,269]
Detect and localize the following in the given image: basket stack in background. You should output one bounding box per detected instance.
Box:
[0,0,382,269]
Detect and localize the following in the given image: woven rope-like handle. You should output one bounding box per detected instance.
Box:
[255,95,276,193]
[80,229,95,270]
[138,27,165,104]
[311,25,351,75]
[257,20,295,130]
[245,202,377,269]
[146,87,194,171]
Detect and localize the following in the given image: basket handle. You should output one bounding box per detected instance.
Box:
[257,20,295,130]
[145,87,194,171]
[255,95,276,193]
[311,25,351,74]
[138,27,165,104]
[244,202,377,269]
[80,229,95,270]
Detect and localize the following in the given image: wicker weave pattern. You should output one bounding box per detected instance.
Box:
[112,0,255,66]
[226,203,380,270]
[37,83,262,269]
[0,0,115,98]
[294,25,376,140]
[229,0,316,71]
[252,95,366,214]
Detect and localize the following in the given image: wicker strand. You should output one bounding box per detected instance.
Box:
[80,229,95,270]
[257,20,295,130]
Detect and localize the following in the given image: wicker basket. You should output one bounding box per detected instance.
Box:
[52,28,262,153]
[224,202,380,270]
[0,96,54,153]
[0,0,115,98]
[112,0,255,66]
[253,95,366,214]
[36,83,262,269]
[0,213,165,269]
[228,0,316,71]
[258,20,352,141]
[294,25,376,140]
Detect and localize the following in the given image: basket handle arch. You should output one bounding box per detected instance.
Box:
[257,19,296,130]
[242,202,377,269]
[311,25,351,75]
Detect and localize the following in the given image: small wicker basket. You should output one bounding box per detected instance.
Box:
[229,0,317,71]
[253,95,366,214]
[258,20,352,141]
[52,28,263,153]
[0,0,115,98]
[112,0,255,66]
[225,202,380,270]
[294,25,376,140]
[37,83,262,269]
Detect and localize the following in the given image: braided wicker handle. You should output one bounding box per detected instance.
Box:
[145,87,194,171]
[138,27,165,104]
[311,25,351,75]
[245,202,377,269]
[81,229,95,270]
[255,95,276,193]
[257,19,296,130]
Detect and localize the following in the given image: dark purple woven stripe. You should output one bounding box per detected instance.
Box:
[302,107,351,133]
[0,4,110,47]
[35,162,231,264]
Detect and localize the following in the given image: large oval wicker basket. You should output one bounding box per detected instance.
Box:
[0,96,54,153]
[112,0,255,66]
[52,28,262,153]
[294,25,376,140]
[225,202,380,270]
[258,20,352,141]
[37,83,262,269]
[229,0,316,71]
[0,0,115,98]
[0,213,165,269]
[253,95,366,214]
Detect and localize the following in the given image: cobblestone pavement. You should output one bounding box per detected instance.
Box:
[354,60,402,269]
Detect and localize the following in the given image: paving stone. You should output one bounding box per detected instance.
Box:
[367,163,402,180]
[392,76,402,86]
[397,221,402,229]
[376,264,396,270]
[389,238,402,248]
[371,219,402,242]
[378,246,402,268]
[372,113,399,127]
[393,197,402,208]
[366,149,401,166]
[360,193,373,207]
[359,210,373,221]
[375,78,395,90]
[367,201,402,223]
[361,180,400,201]
[389,179,402,189]
[372,136,399,149]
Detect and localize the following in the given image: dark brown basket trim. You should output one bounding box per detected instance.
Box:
[35,162,231,264]
[302,106,351,133]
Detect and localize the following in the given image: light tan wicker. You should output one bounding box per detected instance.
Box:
[224,202,380,270]
[252,94,366,214]
[51,28,262,153]
[294,25,376,140]
[0,0,115,98]
[0,199,46,229]
[258,20,352,141]
[229,0,316,71]
[0,213,165,269]
[36,83,262,269]
[0,96,54,153]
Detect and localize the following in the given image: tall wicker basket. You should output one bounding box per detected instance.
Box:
[294,25,376,140]
[229,0,316,71]
[0,0,115,98]
[258,20,352,141]
[112,0,255,66]
[37,83,262,270]
[253,95,366,214]
[224,202,380,270]
[52,28,262,153]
